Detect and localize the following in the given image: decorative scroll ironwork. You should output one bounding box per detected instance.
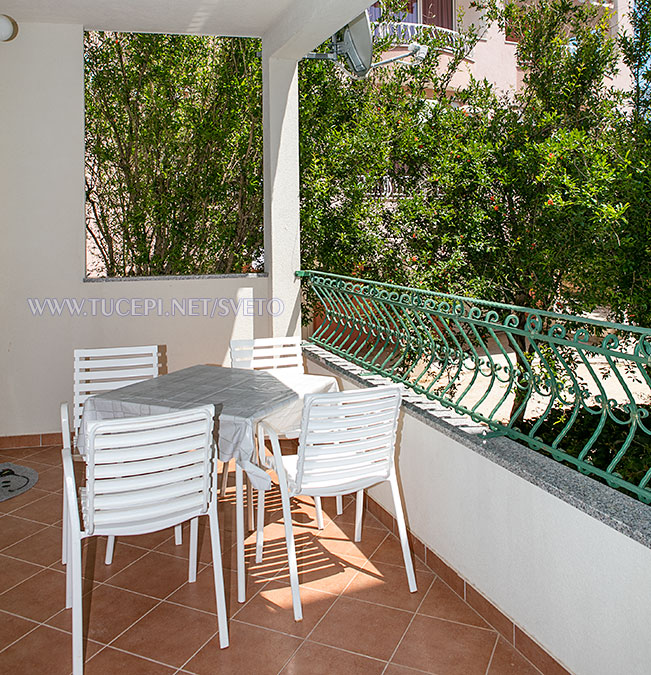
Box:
[297,270,651,504]
[372,21,462,51]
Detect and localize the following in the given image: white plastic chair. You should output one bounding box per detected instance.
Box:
[227,337,344,550]
[229,336,304,373]
[72,345,160,443]
[223,337,304,496]
[65,345,182,564]
[60,403,229,674]
[259,385,417,621]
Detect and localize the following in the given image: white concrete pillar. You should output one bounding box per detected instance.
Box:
[262,52,301,338]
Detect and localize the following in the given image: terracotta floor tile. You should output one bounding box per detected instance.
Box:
[308,596,413,661]
[370,535,428,570]
[112,602,221,668]
[10,491,63,525]
[103,550,193,599]
[185,620,302,675]
[335,507,385,531]
[283,641,386,675]
[47,584,159,644]
[221,531,292,582]
[30,465,65,493]
[392,614,498,675]
[0,461,565,675]
[233,580,338,637]
[22,446,62,466]
[0,610,39,650]
[343,560,434,612]
[488,637,542,674]
[466,585,514,643]
[168,566,267,618]
[290,554,363,595]
[118,527,177,551]
[514,628,571,675]
[315,521,389,563]
[85,646,177,674]
[0,444,43,458]
[53,538,150,583]
[0,514,47,550]
[383,664,431,674]
[418,578,489,629]
[262,529,366,595]
[0,554,43,593]
[260,491,349,532]
[0,487,50,513]
[0,625,73,675]
[154,518,220,565]
[3,524,64,566]
[0,567,67,622]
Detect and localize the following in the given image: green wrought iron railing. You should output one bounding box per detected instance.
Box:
[297,270,651,504]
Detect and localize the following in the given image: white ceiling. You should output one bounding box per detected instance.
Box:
[1,0,295,37]
[1,1,371,50]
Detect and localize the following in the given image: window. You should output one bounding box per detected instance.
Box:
[84,32,263,278]
[369,1,455,31]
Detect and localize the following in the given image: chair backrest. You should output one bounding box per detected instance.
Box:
[294,386,402,496]
[229,337,303,373]
[73,345,159,437]
[83,406,215,536]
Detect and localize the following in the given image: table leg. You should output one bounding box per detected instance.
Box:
[236,463,246,603]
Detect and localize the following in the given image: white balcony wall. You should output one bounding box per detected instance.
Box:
[307,357,651,675]
[0,24,270,435]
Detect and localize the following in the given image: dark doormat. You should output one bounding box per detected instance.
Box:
[0,463,39,502]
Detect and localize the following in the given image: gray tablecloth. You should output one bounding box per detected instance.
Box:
[79,365,299,490]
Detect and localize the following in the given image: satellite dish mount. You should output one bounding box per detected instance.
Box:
[305,10,428,79]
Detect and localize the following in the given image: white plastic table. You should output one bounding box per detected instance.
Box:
[79,364,298,489]
[79,363,338,602]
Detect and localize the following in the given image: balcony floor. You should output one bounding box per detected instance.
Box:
[0,444,541,674]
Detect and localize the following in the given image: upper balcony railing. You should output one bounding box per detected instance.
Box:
[297,270,651,504]
[372,21,462,51]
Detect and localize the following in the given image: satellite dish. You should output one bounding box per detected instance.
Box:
[335,12,373,79]
[304,10,427,78]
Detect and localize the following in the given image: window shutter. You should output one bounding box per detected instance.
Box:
[422,0,454,30]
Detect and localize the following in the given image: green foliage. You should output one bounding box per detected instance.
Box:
[85,32,263,276]
[84,0,651,336]
[298,0,486,290]
[519,404,651,498]
[608,0,651,325]
[619,0,651,123]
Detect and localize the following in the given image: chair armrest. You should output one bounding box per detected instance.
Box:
[61,445,82,532]
[60,402,72,451]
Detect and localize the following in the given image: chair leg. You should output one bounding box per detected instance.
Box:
[70,532,84,675]
[65,524,73,609]
[104,536,115,565]
[220,460,230,496]
[189,517,198,583]
[277,473,303,621]
[235,463,246,603]
[314,496,325,530]
[247,479,255,532]
[389,474,417,592]
[255,424,269,563]
[336,494,343,515]
[354,489,364,542]
[208,504,230,649]
[175,524,183,546]
[62,490,68,565]
[266,425,302,621]
[255,489,265,563]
